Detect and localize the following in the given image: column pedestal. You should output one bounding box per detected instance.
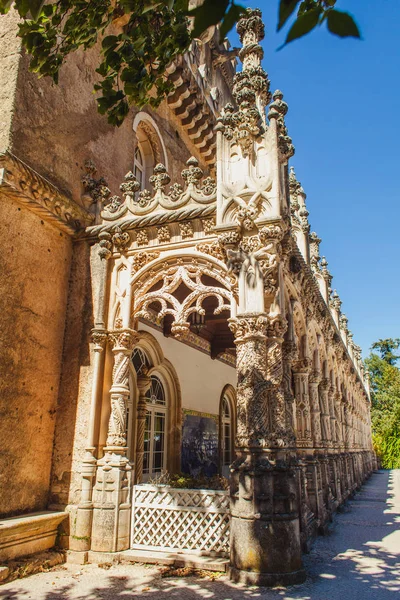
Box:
[91,449,132,552]
[229,451,306,586]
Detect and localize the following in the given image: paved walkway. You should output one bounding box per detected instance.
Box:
[1,470,399,600]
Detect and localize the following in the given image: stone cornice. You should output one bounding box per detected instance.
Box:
[0,151,94,235]
[83,203,216,240]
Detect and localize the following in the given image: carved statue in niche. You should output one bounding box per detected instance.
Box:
[227,247,265,313]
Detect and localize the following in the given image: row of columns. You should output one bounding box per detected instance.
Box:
[290,364,371,452]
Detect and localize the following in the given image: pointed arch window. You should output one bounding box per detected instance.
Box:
[143,375,167,478]
[221,395,232,469]
[134,145,145,191]
[131,348,168,481]
[219,388,236,477]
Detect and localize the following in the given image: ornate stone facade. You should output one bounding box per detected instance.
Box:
[0,5,374,587]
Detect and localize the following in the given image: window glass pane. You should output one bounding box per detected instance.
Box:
[134,165,143,189]
[153,451,163,471]
[154,412,164,452]
[148,376,165,405]
[223,397,230,417]
[132,348,150,375]
[135,145,143,166]
[143,452,150,473]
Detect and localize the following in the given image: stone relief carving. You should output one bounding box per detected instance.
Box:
[0,151,92,234]
[133,261,232,339]
[106,330,138,448]
[100,157,216,221]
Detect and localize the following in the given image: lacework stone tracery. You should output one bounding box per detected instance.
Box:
[133,261,233,338]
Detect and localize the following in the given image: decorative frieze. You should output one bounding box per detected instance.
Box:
[0,151,93,234]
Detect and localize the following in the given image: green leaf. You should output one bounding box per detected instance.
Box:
[0,0,13,15]
[219,3,245,42]
[326,9,361,39]
[190,0,229,39]
[29,0,45,21]
[278,0,300,31]
[281,6,322,46]
[102,35,119,51]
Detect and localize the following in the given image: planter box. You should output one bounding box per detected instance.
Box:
[0,511,67,562]
[131,485,230,556]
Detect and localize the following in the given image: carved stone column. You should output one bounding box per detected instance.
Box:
[91,329,138,552]
[228,314,305,586]
[306,371,325,527]
[327,385,338,503]
[309,371,322,448]
[319,379,332,448]
[134,370,152,484]
[328,385,337,447]
[72,329,108,552]
[292,360,312,449]
[282,341,297,435]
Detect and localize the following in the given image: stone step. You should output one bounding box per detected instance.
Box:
[67,549,229,572]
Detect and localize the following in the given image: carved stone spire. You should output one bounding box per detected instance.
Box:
[289,166,301,214]
[217,8,271,156]
[268,90,294,159]
[320,256,333,287]
[331,289,342,312]
[309,232,321,273]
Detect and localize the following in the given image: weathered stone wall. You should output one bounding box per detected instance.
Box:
[8,47,210,204]
[0,9,21,151]
[49,240,94,509]
[0,195,72,517]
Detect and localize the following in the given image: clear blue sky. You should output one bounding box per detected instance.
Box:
[229,0,399,358]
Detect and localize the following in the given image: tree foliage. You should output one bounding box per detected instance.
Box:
[0,1,361,125]
[365,338,400,469]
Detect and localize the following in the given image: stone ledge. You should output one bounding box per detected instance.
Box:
[84,549,228,572]
[0,511,67,562]
[0,151,94,234]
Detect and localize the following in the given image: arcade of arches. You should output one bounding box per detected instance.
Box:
[0,6,375,589]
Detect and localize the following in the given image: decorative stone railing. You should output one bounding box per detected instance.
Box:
[131,484,230,556]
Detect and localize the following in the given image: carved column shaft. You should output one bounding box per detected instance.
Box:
[328,386,337,446]
[91,329,138,553]
[292,363,312,447]
[229,314,269,448]
[229,313,304,585]
[106,330,138,449]
[134,373,152,484]
[282,341,297,434]
[309,373,322,447]
[319,379,332,447]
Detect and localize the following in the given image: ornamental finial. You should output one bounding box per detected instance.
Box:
[268,90,294,159]
[217,8,270,154]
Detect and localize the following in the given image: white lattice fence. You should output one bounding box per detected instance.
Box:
[131,484,230,556]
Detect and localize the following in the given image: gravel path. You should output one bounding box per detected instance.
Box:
[1,470,399,600]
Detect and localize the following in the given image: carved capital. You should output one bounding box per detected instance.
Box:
[319,378,330,392]
[229,313,268,343]
[292,357,312,374]
[309,370,321,385]
[109,329,139,353]
[91,329,108,351]
[217,228,241,250]
[267,314,287,339]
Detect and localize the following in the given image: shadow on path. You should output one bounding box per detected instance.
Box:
[1,470,399,600]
